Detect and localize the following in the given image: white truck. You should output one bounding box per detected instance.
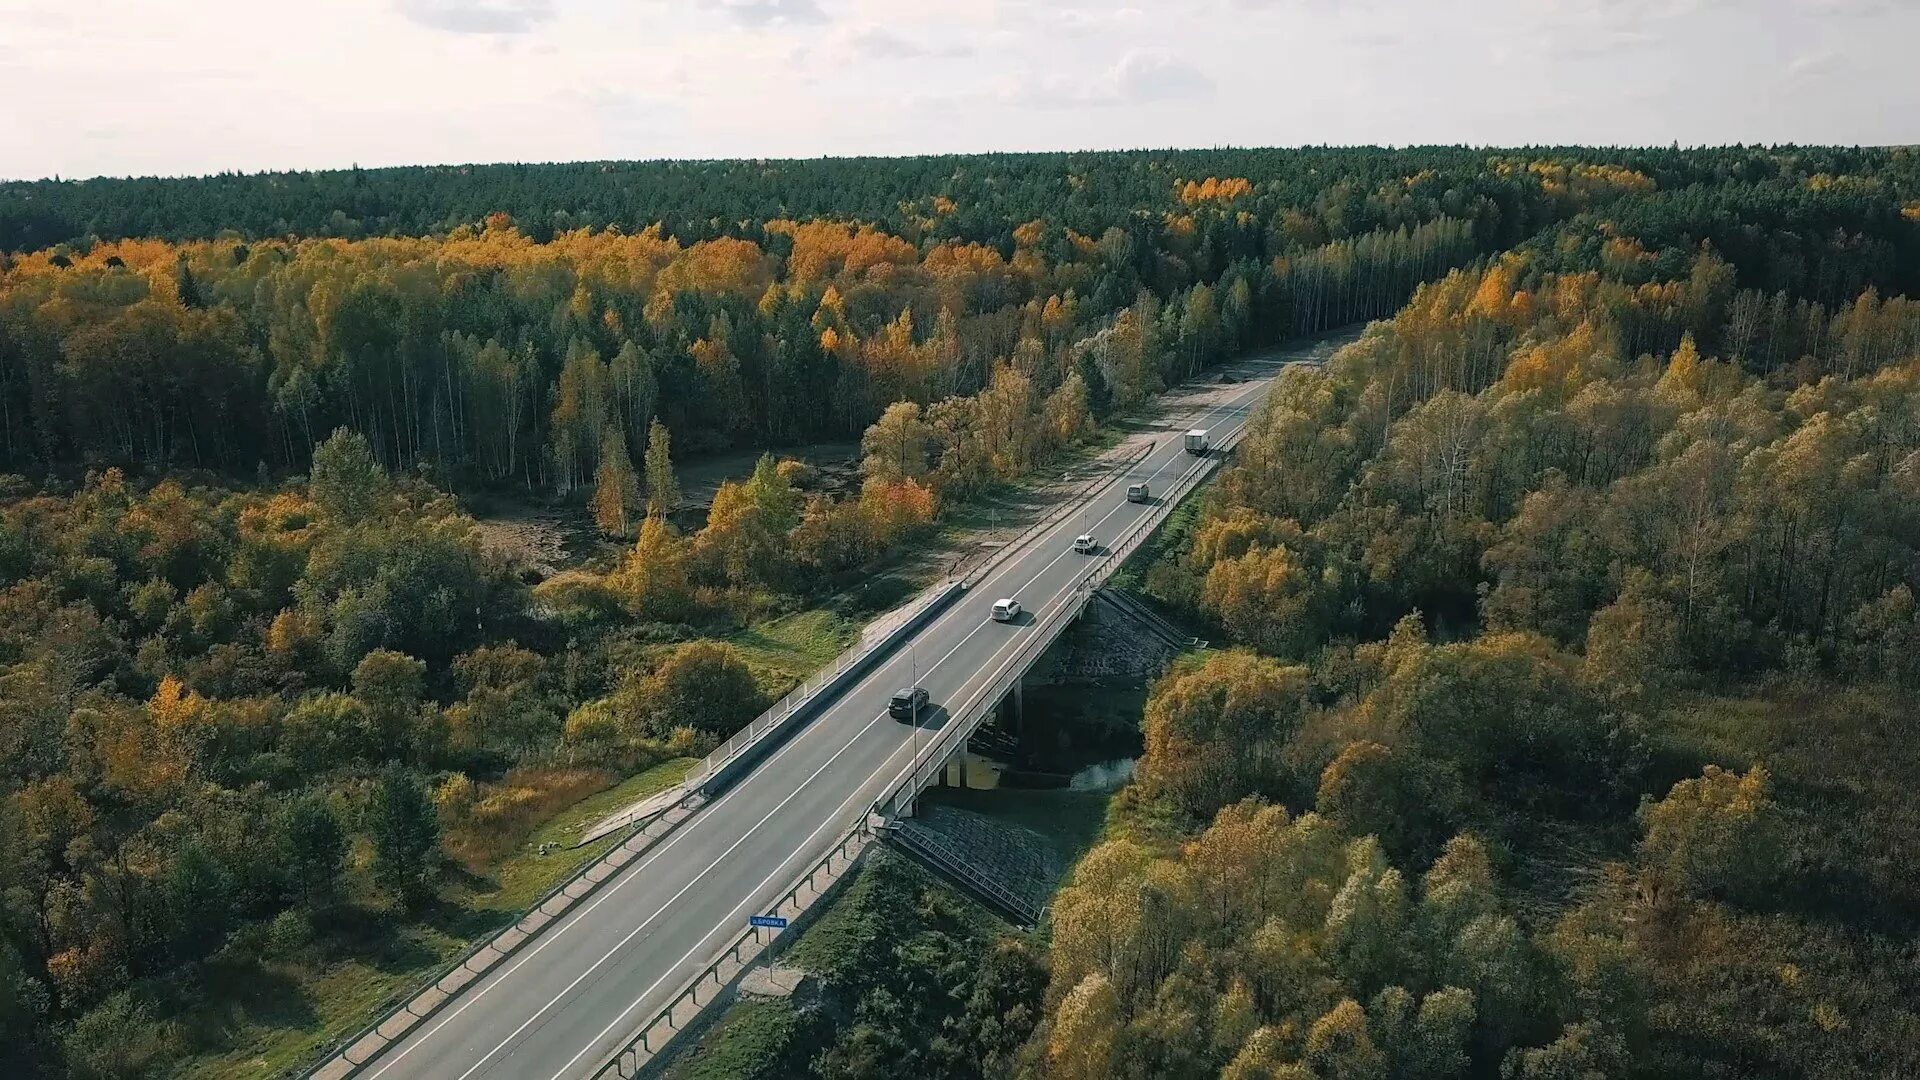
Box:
[1184,428,1210,455]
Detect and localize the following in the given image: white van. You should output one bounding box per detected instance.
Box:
[991,598,1022,622]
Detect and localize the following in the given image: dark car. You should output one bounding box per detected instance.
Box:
[889,686,930,721]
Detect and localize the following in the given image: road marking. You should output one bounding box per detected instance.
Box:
[363,365,1283,1079]
[871,378,1272,800]
[544,747,910,1080]
[442,700,905,1080]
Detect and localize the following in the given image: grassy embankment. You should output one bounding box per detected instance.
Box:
[174,757,694,1078]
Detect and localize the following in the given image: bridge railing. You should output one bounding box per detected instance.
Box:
[956,441,1155,590]
[594,816,876,1079]
[653,441,1156,815]
[873,432,1239,822]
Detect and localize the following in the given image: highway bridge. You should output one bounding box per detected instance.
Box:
[328,338,1333,1080]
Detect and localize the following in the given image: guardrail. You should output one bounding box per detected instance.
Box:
[683,577,968,798]
[593,817,876,1079]
[295,796,699,1079]
[875,434,1239,822]
[956,442,1154,590]
[590,438,1156,841]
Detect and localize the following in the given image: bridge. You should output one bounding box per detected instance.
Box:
[309,338,1333,1080]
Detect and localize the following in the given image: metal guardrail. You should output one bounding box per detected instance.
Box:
[591,439,1157,841]
[682,582,961,793]
[306,379,1265,1080]
[594,817,876,1079]
[874,434,1239,822]
[955,442,1155,591]
[294,796,698,1079]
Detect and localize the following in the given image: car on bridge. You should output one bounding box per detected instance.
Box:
[991,598,1023,622]
[1127,483,1151,503]
[889,686,929,721]
[1073,533,1098,554]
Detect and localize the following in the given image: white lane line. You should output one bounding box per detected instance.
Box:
[870,381,1271,799]
[910,377,1271,694]
[544,743,911,1080]
[369,372,1277,1079]
[367,484,1084,1078]
[445,700,909,1080]
[363,681,911,1073]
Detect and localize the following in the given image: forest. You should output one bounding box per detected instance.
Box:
[0,145,1916,1077]
[1023,169,1920,1079]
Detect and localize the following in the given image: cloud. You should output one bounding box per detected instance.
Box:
[1002,47,1214,109]
[708,0,828,26]
[836,25,974,60]
[1792,0,1902,14]
[1114,48,1214,103]
[990,0,1143,37]
[1788,48,1842,76]
[393,0,556,34]
[1545,27,1657,59]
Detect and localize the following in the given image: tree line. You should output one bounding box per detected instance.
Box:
[0,150,1673,493]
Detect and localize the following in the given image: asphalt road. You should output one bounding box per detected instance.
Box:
[357,338,1333,1080]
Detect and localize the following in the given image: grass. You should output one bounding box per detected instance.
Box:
[178,920,465,1080]
[727,609,857,697]
[781,851,1013,978]
[663,1000,806,1080]
[458,757,696,914]
[172,758,694,1080]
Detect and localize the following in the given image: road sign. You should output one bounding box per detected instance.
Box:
[749,915,789,930]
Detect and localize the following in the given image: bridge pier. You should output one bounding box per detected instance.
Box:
[938,738,972,789]
[997,678,1024,736]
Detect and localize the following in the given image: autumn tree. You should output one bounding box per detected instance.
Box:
[591,424,641,535]
[643,418,679,517]
[1637,765,1780,903]
[861,401,934,483]
[1141,651,1311,818]
[625,641,766,738]
[613,514,694,622]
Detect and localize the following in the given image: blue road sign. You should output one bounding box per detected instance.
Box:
[749,915,789,929]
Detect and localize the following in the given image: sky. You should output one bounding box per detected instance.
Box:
[1,0,1915,181]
